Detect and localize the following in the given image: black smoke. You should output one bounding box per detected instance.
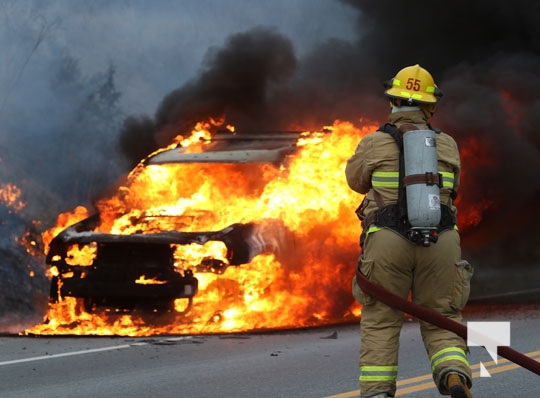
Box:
[118,27,297,166]
[118,1,540,296]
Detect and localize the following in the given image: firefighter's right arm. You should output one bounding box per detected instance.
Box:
[345,134,373,194]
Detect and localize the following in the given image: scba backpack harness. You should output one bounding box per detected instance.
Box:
[357,123,457,248]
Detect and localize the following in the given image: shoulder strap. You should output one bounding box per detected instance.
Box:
[378,123,407,221]
[379,123,403,149]
[427,123,441,133]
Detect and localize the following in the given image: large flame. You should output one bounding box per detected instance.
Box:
[28,120,374,336]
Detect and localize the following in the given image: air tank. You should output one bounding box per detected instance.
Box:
[403,129,441,227]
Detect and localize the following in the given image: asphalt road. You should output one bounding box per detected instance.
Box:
[1,303,539,398]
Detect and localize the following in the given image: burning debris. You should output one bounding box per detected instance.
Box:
[0,183,48,332]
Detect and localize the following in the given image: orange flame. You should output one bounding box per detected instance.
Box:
[41,206,91,250]
[27,120,376,336]
[0,183,26,212]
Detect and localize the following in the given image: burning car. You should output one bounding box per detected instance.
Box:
[46,130,315,313]
[36,121,370,335]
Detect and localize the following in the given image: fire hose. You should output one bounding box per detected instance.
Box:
[355,268,540,376]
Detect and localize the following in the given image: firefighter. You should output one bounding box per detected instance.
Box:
[345,64,474,398]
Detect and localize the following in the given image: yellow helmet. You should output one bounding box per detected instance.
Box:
[384,64,442,105]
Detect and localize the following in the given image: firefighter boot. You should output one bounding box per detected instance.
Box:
[446,373,472,398]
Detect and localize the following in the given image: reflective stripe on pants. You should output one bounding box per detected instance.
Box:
[359,365,398,382]
[431,347,470,372]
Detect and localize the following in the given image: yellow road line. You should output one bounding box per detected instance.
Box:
[324,350,540,398]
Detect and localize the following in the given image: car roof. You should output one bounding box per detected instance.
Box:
[146,130,305,165]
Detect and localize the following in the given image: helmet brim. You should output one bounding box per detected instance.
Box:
[384,87,438,104]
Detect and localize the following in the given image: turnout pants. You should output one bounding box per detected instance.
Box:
[353,228,473,397]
